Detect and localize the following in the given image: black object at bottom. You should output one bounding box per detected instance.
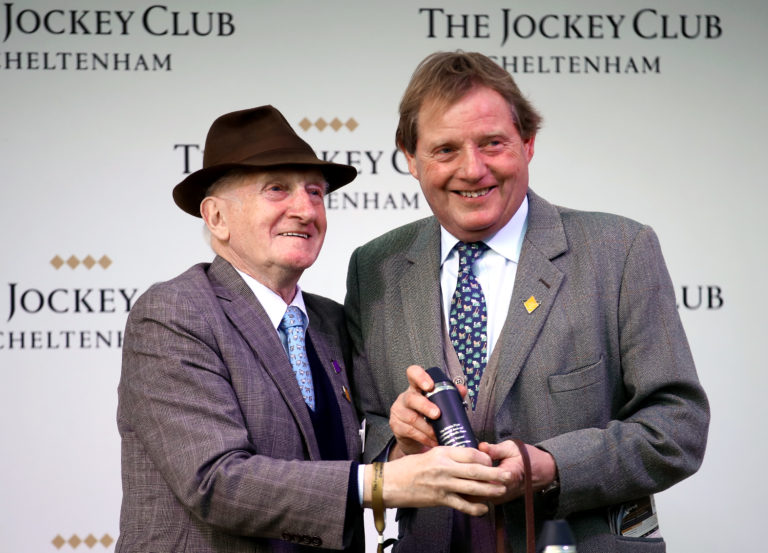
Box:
[537,519,576,552]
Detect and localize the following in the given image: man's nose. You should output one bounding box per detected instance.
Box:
[288,188,319,219]
[459,145,487,181]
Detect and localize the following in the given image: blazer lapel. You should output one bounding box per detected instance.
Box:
[207,257,322,460]
[493,191,568,415]
[399,219,445,367]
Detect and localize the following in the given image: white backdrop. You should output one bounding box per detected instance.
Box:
[1,1,766,551]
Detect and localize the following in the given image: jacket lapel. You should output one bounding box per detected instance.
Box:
[399,219,445,368]
[493,190,568,415]
[207,256,322,460]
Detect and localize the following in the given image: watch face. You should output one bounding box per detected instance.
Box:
[541,479,560,495]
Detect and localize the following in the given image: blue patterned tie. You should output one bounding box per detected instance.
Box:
[279,306,315,410]
[449,242,489,410]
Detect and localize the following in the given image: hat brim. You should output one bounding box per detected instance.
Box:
[172,158,357,217]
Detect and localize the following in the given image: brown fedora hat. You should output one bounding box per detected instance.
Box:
[173,105,357,217]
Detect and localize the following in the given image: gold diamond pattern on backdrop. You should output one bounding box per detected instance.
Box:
[52,533,113,549]
[297,117,359,132]
[49,255,112,270]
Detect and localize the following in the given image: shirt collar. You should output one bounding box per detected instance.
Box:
[235,269,308,331]
[439,194,529,266]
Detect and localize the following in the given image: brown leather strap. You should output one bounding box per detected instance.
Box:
[512,438,535,553]
[495,505,506,553]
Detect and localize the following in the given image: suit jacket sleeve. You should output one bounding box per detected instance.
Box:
[119,278,356,548]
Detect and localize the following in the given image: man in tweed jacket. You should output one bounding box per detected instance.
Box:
[345,52,710,552]
[117,106,511,552]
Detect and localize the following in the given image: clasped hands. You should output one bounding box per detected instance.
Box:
[379,365,557,515]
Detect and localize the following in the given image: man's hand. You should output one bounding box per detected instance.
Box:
[388,365,440,458]
[478,440,558,504]
[364,446,512,516]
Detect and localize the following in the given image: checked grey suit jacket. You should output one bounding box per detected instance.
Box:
[345,189,709,553]
[117,256,363,553]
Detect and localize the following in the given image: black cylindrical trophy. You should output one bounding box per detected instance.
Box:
[424,366,478,448]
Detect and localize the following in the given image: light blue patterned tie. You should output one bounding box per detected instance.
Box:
[449,242,488,410]
[279,306,315,410]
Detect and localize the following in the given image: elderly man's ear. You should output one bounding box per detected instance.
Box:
[201,196,230,242]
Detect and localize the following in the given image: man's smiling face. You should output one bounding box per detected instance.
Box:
[209,168,328,293]
[405,85,535,242]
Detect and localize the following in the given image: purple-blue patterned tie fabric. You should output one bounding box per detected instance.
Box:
[449,242,488,410]
[279,306,315,410]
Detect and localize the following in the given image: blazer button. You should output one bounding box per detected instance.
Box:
[453,377,464,386]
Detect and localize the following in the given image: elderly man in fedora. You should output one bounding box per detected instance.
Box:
[116,106,513,553]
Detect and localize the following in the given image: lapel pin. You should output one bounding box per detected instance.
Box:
[342,385,352,403]
[524,295,540,314]
[332,359,342,374]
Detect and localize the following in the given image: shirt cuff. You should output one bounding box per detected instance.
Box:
[357,463,365,505]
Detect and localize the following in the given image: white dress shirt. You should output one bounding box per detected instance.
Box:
[234,269,309,353]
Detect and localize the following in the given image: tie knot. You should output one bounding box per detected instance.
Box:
[280,305,306,331]
[456,241,488,273]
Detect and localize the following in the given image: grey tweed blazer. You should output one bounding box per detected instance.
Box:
[345,189,709,553]
[117,256,363,552]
